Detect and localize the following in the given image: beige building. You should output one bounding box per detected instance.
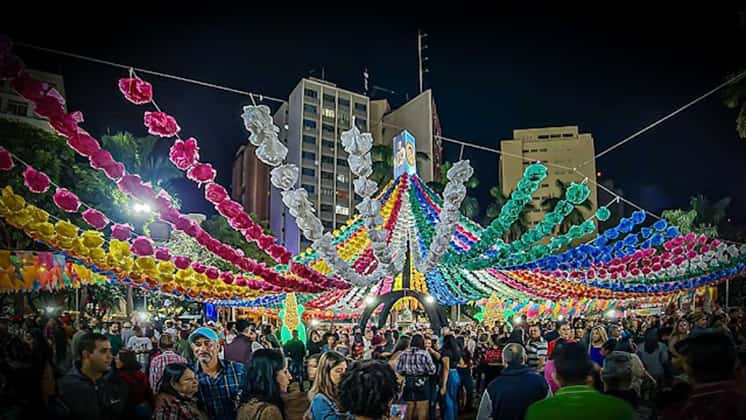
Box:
[500,126,598,227]
[0,70,66,132]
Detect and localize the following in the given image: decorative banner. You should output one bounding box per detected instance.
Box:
[0,251,107,292]
[279,293,306,344]
[393,130,417,178]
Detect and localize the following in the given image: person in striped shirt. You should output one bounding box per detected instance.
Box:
[149,333,187,394]
[525,325,548,372]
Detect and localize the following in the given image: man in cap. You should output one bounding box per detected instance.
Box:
[661,329,746,420]
[189,326,247,420]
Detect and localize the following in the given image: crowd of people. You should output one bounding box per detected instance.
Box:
[1,304,746,419]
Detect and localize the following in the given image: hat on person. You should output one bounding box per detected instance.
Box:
[601,351,633,383]
[188,327,220,344]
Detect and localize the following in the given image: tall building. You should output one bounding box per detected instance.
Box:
[0,69,66,132]
[270,78,370,253]
[231,144,270,220]
[500,126,598,228]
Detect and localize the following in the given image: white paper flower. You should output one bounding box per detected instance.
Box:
[356,198,381,217]
[270,164,299,191]
[443,183,467,204]
[348,153,373,178]
[353,177,378,198]
[256,137,288,167]
[341,124,373,155]
[446,160,474,183]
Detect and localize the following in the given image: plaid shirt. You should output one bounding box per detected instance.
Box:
[396,348,436,376]
[149,350,187,394]
[194,359,247,420]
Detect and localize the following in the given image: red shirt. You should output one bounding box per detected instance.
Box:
[661,381,746,420]
[547,338,575,359]
[119,368,153,407]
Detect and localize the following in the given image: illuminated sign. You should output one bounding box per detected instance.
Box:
[393,130,417,178]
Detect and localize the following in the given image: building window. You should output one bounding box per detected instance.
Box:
[541,183,549,188]
[321,187,335,197]
[355,118,367,130]
[303,119,317,129]
[336,173,347,183]
[322,108,335,118]
[4,100,28,116]
[338,98,350,107]
[563,133,574,138]
[304,88,318,99]
[336,191,349,201]
[321,156,334,164]
[323,94,336,103]
[322,140,335,149]
[538,134,549,139]
[336,158,347,166]
[321,171,334,180]
[539,148,548,152]
[303,135,317,145]
[302,151,316,161]
[302,168,316,177]
[335,205,350,216]
[303,103,318,114]
[354,103,367,113]
[321,204,333,212]
[530,149,538,152]
[302,183,315,193]
[322,123,335,135]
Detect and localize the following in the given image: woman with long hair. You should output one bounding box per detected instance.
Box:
[588,326,609,367]
[308,351,348,420]
[668,318,690,373]
[152,363,207,420]
[388,335,410,374]
[335,333,351,357]
[338,360,399,420]
[439,335,462,420]
[115,349,154,419]
[237,349,291,420]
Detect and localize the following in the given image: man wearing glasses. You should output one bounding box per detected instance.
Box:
[189,326,247,420]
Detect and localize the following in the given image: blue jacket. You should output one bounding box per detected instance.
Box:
[477,365,549,420]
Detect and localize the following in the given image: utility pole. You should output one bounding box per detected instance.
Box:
[417,30,429,93]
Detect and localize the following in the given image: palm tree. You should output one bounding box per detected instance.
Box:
[485,186,536,241]
[689,194,731,229]
[101,132,184,190]
[541,179,593,234]
[370,144,431,185]
[723,67,746,139]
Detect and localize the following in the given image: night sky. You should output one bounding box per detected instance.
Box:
[6,4,746,223]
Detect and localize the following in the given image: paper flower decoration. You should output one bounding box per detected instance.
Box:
[0,147,13,171]
[22,166,51,193]
[82,208,110,230]
[154,247,171,261]
[52,188,81,212]
[111,223,133,241]
[130,236,155,256]
[205,182,228,204]
[144,111,180,137]
[595,206,611,222]
[169,137,199,170]
[186,163,216,185]
[67,131,101,158]
[566,182,590,205]
[117,174,155,201]
[118,77,153,105]
[270,165,299,191]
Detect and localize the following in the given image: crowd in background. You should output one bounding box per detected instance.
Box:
[1,304,746,419]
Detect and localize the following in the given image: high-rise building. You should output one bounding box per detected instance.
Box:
[0,69,66,132]
[231,144,270,220]
[270,78,370,253]
[500,126,598,227]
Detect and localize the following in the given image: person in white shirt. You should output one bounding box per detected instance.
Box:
[126,325,153,372]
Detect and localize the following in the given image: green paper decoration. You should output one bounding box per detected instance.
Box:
[596,206,611,222]
[566,182,590,205]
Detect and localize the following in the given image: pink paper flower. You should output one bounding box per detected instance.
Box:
[205,182,228,204]
[118,77,153,105]
[144,111,180,137]
[258,236,274,249]
[67,131,101,157]
[33,93,66,121]
[11,72,45,101]
[235,276,247,287]
[117,174,156,201]
[216,200,243,219]
[155,247,171,261]
[169,138,199,170]
[175,216,194,232]
[0,147,13,171]
[111,224,133,241]
[229,213,252,230]
[82,208,110,230]
[89,149,115,170]
[160,207,181,224]
[173,256,191,269]
[186,163,216,185]
[153,189,174,213]
[22,166,50,193]
[220,271,234,284]
[191,262,206,274]
[205,267,219,279]
[131,236,155,256]
[52,188,81,212]
[244,224,263,239]
[49,112,81,138]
